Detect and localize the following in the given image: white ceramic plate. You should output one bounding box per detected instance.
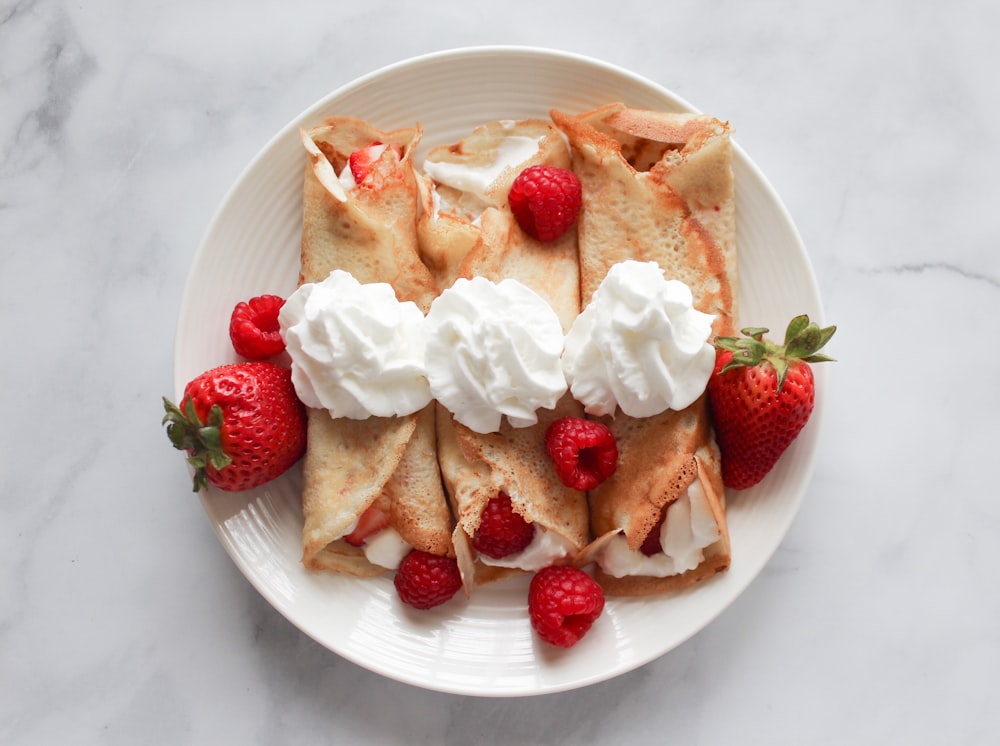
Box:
[174,46,826,697]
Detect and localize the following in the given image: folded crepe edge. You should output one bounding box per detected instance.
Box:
[436,400,590,595]
[300,404,455,577]
[550,102,737,335]
[577,451,731,596]
[300,118,424,200]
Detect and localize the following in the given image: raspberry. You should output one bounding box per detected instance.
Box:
[229,294,286,360]
[528,565,605,648]
[544,417,618,491]
[471,492,535,559]
[508,165,582,242]
[393,550,463,610]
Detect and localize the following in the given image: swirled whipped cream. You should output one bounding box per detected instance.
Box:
[478,526,576,571]
[425,276,567,433]
[279,269,432,419]
[563,260,716,418]
[597,478,720,578]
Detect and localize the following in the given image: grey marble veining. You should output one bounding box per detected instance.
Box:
[2,1,998,744]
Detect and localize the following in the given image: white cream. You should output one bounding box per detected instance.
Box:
[278,269,431,419]
[337,162,357,191]
[477,526,576,572]
[424,276,567,434]
[563,260,716,418]
[361,527,412,570]
[422,134,542,207]
[597,478,720,578]
[332,516,411,571]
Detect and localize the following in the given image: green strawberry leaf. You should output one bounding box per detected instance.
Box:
[162,396,231,492]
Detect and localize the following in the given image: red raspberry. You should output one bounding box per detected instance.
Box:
[528,565,605,648]
[471,492,535,559]
[544,417,618,491]
[393,550,463,610]
[229,294,286,359]
[508,165,582,242]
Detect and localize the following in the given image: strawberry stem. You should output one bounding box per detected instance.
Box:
[162,397,231,491]
[714,314,836,392]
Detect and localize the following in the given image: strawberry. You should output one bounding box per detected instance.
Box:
[348,142,402,185]
[706,315,836,490]
[162,361,307,492]
[508,165,582,242]
[343,504,391,547]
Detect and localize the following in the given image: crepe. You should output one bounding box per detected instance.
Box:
[417,119,590,590]
[297,116,453,576]
[551,103,736,595]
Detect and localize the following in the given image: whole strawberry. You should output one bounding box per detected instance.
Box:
[707,315,836,490]
[162,361,307,492]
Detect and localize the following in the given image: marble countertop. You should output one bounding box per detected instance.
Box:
[3,1,997,743]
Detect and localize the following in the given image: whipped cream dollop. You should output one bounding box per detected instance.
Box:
[477,526,576,571]
[597,478,720,578]
[563,260,716,418]
[425,276,567,433]
[279,269,432,419]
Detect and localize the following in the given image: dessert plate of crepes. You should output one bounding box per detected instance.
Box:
[173,46,826,696]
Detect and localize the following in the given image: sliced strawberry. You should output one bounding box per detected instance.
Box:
[343,504,391,547]
[348,142,401,184]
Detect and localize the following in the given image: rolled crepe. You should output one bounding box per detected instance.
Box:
[417,119,589,590]
[552,103,736,595]
[297,117,453,576]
